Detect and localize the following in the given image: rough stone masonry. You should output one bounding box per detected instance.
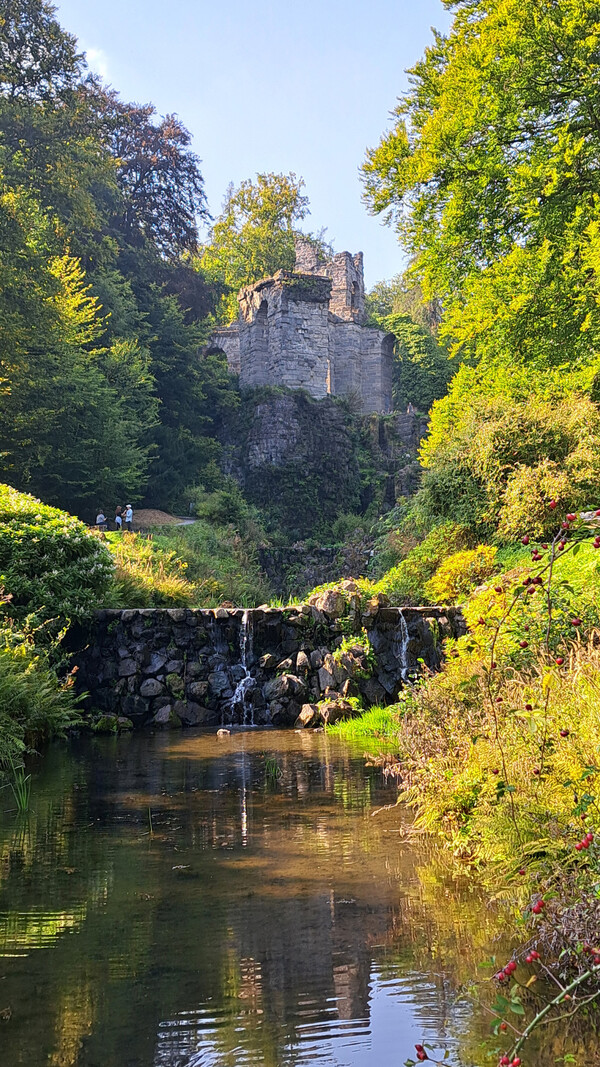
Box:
[206,238,395,415]
[71,589,464,731]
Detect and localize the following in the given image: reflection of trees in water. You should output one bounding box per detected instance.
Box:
[0,736,595,1066]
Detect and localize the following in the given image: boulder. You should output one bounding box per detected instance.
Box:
[296,650,311,675]
[142,652,167,675]
[318,665,336,691]
[208,671,231,695]
[318,699,355,725]
[363,593,390,617]
[259,653,277,670]
[295,704,319,728]
[118,658,137,678]
[264,674,306,703]
[140,677,165,699]
[308,589,346,619]
[187,680,209,700]
[173,700,217,727]
[153,705,182,728]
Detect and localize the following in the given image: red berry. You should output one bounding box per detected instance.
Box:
[527,585,536,594]
[417,1053,427,1062]
[549,500,557,509]
[500,1057,510,1066]
[531,950,540,959]
[415,1045,424,1053]
[571,618,582,626]
[560,729,569,737]
[512,1059,521,1066]
[525,954,533,963]
[567,513,577,522]
[519,640,528,648]
[532,900,544,914]
[492,768,500,775]
[521,535,530,545]
[575,842,584,850]
[524,703,533,711]
[533,767,541,776]
[500,1022,507,1031]
[556,657,564,665]
[518,868,526,875]
[586,832,594,842]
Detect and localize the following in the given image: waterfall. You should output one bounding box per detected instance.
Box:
[397,609,411,681]
[228,610,255,726]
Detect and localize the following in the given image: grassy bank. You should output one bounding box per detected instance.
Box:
[104,522,271,608]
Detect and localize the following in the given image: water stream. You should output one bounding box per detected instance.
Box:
[228,609,256,725]
[0,732,586,1066]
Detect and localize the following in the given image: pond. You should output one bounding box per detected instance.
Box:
[0,731,583,1066]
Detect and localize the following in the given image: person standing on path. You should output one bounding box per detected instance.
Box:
[95,509,107,531]
[124,504,133,532]
[114,505,123,532]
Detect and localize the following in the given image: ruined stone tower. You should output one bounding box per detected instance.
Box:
[207,238,394,414]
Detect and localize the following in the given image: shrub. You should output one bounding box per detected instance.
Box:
[0,625,80,764]
[0,484,113,628]
[419,366,600,540]
[374,522,472,605]
[425,545,498,603]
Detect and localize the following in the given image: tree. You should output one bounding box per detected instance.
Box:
[99,93,209,258]
[0,0,82,102]
[199,172,327,322]
[362,0,600,373]
[0,174,155,514]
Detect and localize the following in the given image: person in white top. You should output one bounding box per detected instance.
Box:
[95,509,107,531]
[124,505,133,532]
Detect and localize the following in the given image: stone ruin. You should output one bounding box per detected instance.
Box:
[207,238,395,415]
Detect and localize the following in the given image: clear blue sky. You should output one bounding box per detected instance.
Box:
[54,0,451,287]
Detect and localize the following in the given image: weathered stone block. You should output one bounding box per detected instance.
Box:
[139,678,165,698]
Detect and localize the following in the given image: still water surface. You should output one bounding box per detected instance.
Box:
[0,731,536,1065]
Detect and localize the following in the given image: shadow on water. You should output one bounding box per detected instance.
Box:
[0,731,594,1066]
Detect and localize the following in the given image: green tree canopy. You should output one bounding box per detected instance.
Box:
[362,0,600,373]
[199,172,328,322]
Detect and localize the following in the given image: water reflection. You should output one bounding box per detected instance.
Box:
[0,731,584,1066]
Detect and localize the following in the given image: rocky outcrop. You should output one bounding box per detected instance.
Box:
[70,599,464,732]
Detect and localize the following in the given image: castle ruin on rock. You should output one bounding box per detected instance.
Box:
[207,238,394,414]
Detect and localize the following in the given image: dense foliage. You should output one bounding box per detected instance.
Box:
[0,483,113,627]
[0,0,238,517]
[362,0,600,375]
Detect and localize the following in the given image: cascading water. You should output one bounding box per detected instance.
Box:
[228,610,256,725]
[396,610,411,682]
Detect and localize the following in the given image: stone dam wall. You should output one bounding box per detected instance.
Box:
[72,593,465,731]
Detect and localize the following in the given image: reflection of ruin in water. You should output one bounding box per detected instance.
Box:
[0,732,581,1066]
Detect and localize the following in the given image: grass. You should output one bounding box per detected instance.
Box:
[7,759,31,813]
[328,706,402,747]
[104,521,272,608]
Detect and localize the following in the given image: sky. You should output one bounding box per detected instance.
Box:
[54,0,451,288]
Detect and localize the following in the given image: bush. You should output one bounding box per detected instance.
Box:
[0,624,80,764]
[373,522,472,604]
[0,484,113,628]
[425,545,498,603]
[419,365,600,540]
